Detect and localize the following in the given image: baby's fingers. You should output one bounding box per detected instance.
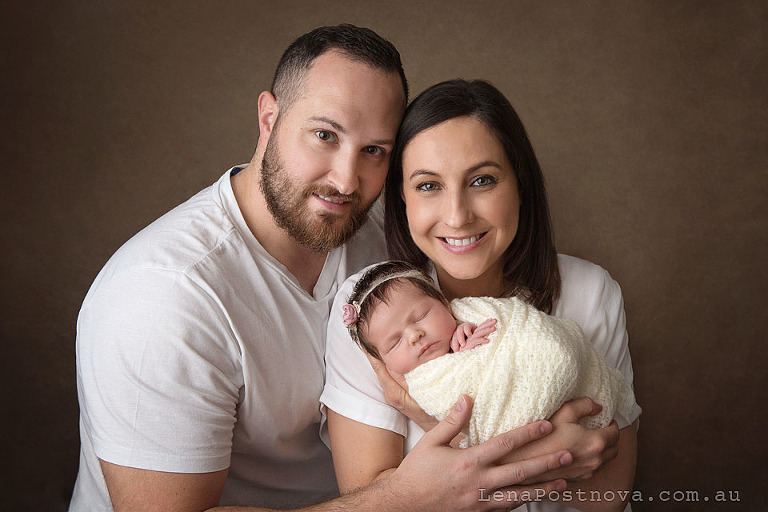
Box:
[474,319,498,338]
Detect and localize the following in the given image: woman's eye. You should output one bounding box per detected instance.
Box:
[471,175,497,187]
[416,182,440,192]
[315,130,336,143]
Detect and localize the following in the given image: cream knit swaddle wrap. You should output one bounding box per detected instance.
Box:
[404,296,638,447]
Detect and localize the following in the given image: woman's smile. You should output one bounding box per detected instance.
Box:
[439,231,488,253]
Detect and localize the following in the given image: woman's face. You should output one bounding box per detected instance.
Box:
[401,116,520,296]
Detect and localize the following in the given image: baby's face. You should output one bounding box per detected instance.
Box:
[364,281,456,374]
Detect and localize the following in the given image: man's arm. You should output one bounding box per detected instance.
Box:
[100,461,228,512]
[175,396,567,512]
[101,396,570,512]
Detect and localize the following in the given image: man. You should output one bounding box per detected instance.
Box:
[71,25,580,512]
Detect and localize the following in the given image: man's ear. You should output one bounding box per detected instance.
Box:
[257,91,279,145]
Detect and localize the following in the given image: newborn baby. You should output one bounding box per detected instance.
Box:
[343,260,639,446]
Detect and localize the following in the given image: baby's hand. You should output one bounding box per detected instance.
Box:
[450,318,497,352]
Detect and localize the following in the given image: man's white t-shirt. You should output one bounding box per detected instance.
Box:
[321,254,641,512]
[70,167,387,510]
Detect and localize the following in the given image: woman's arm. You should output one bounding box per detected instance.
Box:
[557,424,637,512]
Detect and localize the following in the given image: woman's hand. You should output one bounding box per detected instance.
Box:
[505,397,621,483]
[365,352,438,431]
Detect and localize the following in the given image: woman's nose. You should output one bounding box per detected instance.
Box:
[443,192,474,228]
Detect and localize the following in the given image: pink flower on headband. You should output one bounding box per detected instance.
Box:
[342,303,359,327]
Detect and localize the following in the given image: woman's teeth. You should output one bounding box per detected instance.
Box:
[444,235,481,246]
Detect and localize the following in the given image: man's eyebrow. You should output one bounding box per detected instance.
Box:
[370,137,396,146]
[309,116,394,146]
[309,116,346,134]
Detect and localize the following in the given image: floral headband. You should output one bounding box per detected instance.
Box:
[342,269,431,340]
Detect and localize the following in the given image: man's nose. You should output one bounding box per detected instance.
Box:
[327,151,360,196]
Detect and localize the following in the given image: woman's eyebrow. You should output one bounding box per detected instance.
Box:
[407,169,439,180]
[464,161,502,173]
[407,161,501,181]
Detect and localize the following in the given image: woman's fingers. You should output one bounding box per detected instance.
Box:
[368,352,438,430]
[487,450,572,491]
[366,352,406,408]
[471,420,554,466]
[550,397,602,424]
[387,366,409,392]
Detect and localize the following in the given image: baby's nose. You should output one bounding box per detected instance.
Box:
[406,328,424,345]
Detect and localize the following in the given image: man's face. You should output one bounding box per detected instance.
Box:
[260,51,405,252]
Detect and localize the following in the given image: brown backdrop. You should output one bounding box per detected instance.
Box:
[2,1,766,510]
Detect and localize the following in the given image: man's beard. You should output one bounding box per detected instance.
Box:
[259,134,374,253]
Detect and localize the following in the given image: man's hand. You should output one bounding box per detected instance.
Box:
[386,395,571,511]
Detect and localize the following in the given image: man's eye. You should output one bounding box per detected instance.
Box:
[315,130,336,142]
[363,146,385,156]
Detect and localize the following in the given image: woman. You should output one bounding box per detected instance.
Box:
[322,79,640,511]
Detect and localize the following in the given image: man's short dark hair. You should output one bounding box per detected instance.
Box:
[270,24,408,112]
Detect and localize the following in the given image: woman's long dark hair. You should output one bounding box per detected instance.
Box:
[385,79,561,313]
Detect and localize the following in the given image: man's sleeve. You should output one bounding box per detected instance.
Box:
[77,267,243,472]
